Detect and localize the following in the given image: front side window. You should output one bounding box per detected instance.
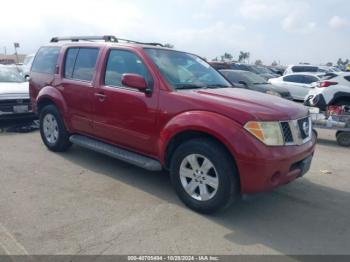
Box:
[284,75,303,83]
[64,47,99,82]
[144,48,230,90]
[104,49,151,87]
[31,47,60,74]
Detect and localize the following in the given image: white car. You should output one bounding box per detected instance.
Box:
[0,66,34,120]
[268,73,321,101]
[284,65,341,75]
[304,73,350,110]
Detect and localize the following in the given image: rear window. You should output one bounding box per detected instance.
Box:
[31,47,60,74]
[292,66,318,73]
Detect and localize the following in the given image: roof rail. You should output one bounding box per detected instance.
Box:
[50,35,118,43]
[50,35,164,47]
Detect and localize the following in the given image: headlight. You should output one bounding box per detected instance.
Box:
[266,90,281,97]
[244,121,284,146]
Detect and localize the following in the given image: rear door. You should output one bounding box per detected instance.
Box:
[92,48,159,156]
[59,47,100,134]
[283,75,309,100]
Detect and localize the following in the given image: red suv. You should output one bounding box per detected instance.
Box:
[30,36,316,213]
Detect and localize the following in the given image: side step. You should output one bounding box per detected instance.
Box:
[69,135,162,171]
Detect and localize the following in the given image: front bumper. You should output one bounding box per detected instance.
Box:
[236,133,316,194]
[0,98,35,120]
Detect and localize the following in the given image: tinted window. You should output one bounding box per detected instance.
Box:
[72,48,99,81]
[64,48,79,78]
[31,47,60,74]
[344,76,350,82]
[292,66,318,73]
[144,48,230,90]
[302,75,319,84]
[104,49,151,87]
[283,75,304,83]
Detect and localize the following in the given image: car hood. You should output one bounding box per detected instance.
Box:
[0,82,29,99]
[182,88,308,124]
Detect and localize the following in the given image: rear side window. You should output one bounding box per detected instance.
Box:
[64,47,99,82]
[344,76,350,82]
[31,47,60,74]
[302,75,319,84]
[104,49,152,87]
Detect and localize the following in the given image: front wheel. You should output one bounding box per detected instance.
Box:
[170,138,239,214]
[40,104,71,152]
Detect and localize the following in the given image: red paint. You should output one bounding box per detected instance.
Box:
[30,42,316,194]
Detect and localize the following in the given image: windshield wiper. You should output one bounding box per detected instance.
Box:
[175,84,207,90]
[206,84,231,88]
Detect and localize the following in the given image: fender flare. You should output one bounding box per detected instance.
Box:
[158,111,246,165]
[36,86,71,130]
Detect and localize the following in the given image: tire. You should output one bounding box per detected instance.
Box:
[170,138,239,214]
[39,104,71,152]
[336,132,350,147]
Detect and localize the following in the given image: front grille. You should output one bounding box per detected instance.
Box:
[297,117,311,139]
[0,99,31,113]
[281,121,294,143]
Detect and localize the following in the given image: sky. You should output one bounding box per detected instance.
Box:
[0,0,349,65]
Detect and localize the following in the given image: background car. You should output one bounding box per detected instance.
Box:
[304,73,350,110]
[220,69,293,100]
[268,73,321,101]
[284,64,342,75]
[0,65,34,120]
[230,63,277,80]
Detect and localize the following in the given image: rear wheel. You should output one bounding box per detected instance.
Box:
[40,105,71,152]
[336,131,350,147]
[170,138,239,214]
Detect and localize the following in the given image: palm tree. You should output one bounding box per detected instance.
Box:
[238,51,250,63]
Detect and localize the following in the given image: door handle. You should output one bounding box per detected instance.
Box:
[95,93,107,101]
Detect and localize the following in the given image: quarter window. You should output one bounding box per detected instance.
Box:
[31,47,60,74]
[104,49,151,87]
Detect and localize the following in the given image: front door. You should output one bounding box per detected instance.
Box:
[93,48,159,156]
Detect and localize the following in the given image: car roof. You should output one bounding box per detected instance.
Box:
[43,41,173,51]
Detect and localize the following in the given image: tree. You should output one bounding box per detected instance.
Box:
[326,62,333,66]
[220,52,233,61]
[271,60,278,66]
[255,59,263,66]
[164,43,174,48]
[238,51,250,63]
[212,57,218,61]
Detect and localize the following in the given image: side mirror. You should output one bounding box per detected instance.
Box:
[121,73,150,93]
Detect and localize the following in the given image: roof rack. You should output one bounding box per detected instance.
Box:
[50,35,164,47]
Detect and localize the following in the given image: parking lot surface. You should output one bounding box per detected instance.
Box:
[0,129,349,255]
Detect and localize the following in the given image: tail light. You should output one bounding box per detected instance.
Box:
[317,81,338,88]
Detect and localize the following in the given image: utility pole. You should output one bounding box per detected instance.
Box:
[14,42,20,64]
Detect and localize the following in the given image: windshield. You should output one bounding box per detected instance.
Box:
[0,67,24,83]
[225,71,267,85]
[144,49,231,90]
